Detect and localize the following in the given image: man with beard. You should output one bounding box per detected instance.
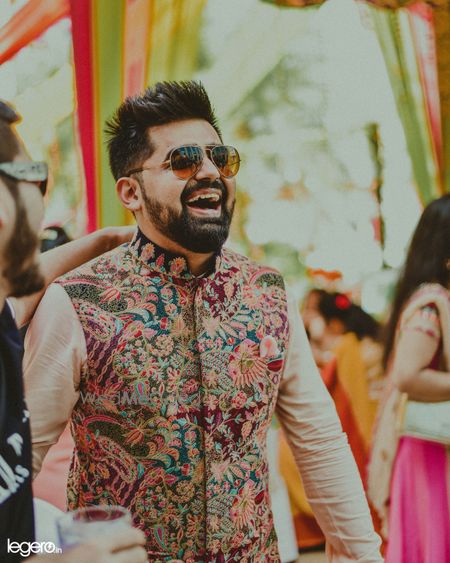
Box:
[24,82,382,562]
[0,100,147,562]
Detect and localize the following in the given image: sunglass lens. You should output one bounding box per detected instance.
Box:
[171,146,203,179]
[212,146,240,178]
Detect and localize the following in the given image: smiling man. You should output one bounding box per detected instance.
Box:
[24,82,382,562]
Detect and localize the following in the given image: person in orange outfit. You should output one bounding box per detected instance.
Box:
[281,291,384,551]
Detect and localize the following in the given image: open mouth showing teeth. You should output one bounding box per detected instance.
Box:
[186,192,221,210]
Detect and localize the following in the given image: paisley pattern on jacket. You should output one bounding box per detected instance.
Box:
[58,229,290,562]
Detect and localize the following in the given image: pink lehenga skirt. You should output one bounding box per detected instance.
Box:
[386,436,450,563]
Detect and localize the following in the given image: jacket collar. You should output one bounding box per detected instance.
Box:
[128,228,221,281]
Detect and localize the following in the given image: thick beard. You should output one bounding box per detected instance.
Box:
[141,178,235,253]
[3,196,45,298]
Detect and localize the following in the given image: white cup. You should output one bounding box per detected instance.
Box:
[57,505,132,550]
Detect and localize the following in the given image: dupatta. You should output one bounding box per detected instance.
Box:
[367,283,450,537]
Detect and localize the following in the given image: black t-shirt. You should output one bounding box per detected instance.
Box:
[0,302,34,561]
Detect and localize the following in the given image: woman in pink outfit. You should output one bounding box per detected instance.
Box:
[368,194,450,562]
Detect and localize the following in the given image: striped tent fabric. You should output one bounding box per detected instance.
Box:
[262,0,450,202]
[70,0,207,231]
[0,0,206,231]
[262,0,447,7]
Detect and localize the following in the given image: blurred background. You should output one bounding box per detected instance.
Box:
[1,1,449,560]
[1,0,448,314]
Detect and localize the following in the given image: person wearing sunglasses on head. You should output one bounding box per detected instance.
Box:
[0,100,147,562]
[23,82,382,562]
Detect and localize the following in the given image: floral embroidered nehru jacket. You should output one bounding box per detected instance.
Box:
[24,230,383,563]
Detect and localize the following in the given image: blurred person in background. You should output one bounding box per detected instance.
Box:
[317,291,384,470]
[0,100,146,562]
[368,194,450,563]
[269,287,328,561]
[300,287,328,368]
[281,291,384,552]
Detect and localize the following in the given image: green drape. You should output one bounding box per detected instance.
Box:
[262,0,448,203]
[434,4,450,192]
[146,0,206,84]
[370,8,442,204]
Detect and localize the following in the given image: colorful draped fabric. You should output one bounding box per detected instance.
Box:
[262,1,448,8]
[57,229,290,561]
[0,0,69,65]
[434,4,450,192]
[262,0,450,201]
[371,5,445,205]
[69,0,207,231]
[0,0,206,231]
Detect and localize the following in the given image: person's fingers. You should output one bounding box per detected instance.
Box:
[56,532,147,563]
[111,545,148,563]
[97,527,146,553]
[28,555,61,562]
[55,543,104,563]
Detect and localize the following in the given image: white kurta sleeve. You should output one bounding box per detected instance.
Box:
[23,283,86,477]
[275,294,383,562]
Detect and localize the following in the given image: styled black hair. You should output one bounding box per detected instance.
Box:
[383,194,450,367]
[105,81,222,181]
[318,292,381,342]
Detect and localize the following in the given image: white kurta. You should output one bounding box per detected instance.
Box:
[23,284,383,562]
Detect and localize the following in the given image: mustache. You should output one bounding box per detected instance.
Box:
[181,178,226,204]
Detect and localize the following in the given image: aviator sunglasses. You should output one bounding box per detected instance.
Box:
[0,161,48,196]
[127,144,241,180]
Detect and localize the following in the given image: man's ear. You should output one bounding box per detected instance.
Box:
[116,177,142,213]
